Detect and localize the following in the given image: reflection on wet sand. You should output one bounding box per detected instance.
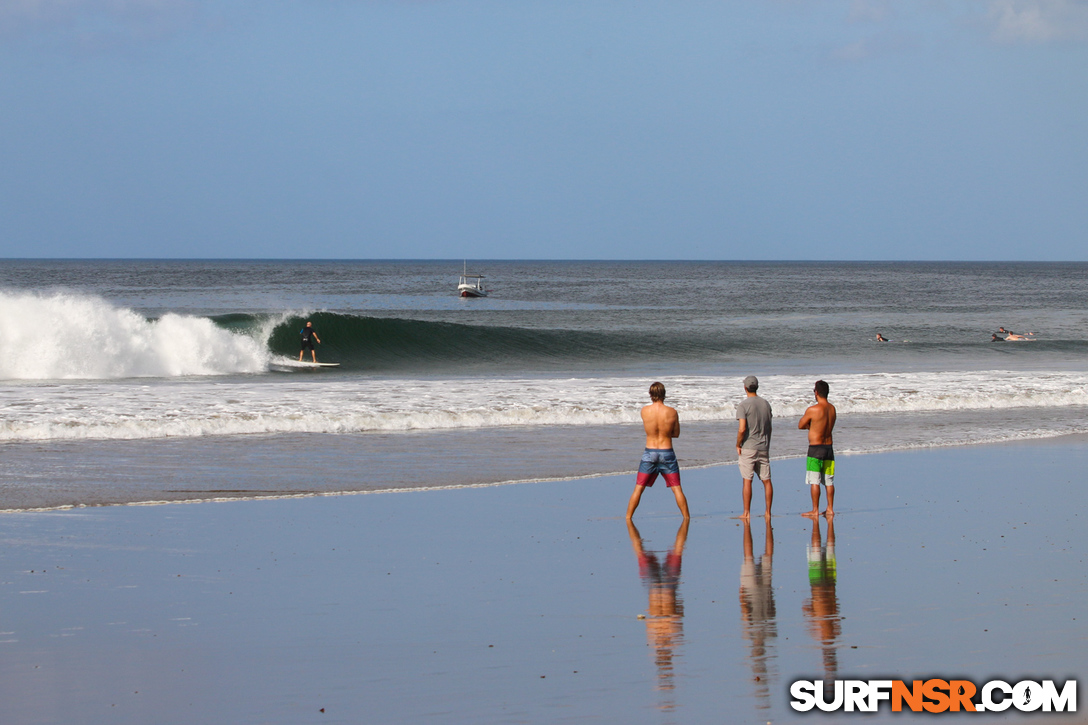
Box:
[738,518,777,708]
[803,517,841,688]
[627,519,687,706]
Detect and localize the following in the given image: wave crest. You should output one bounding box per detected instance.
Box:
[0,292,268,380]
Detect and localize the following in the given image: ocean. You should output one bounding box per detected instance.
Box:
[1,260,1086,509]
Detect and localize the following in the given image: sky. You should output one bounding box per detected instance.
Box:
[0,0,1086,260]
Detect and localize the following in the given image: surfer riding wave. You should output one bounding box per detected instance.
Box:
[299,321,322,362]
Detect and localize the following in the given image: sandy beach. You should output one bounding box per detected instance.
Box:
[1,436,1085,724]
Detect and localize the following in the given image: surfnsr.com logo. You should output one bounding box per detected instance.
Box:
[790,679,1076,713]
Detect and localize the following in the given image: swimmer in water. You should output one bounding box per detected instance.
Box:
[876,333,888,342]
[997,327,1036,337]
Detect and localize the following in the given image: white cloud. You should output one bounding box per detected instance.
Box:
[986,0,1088,42]
[792,0,1088,47]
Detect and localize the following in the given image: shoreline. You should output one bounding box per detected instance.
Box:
[5,428,1088,514]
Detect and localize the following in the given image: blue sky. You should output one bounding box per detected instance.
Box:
[1,1,1086,260]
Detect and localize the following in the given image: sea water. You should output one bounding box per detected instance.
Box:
[1,260,1086,508]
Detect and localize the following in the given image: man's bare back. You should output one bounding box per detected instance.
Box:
[642,401,680,449]
[627,382,689,520]
[799,399,836,445]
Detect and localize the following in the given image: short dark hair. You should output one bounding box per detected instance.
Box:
[814,380,829,398]
[649,381,666,401]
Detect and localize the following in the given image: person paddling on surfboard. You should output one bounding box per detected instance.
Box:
[299,321,322,362]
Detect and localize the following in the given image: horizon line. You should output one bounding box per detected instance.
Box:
[1,258,1085,264]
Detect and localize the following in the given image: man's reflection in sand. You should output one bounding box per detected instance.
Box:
[627,519,687,703]
[738,518,777,708]
[803,517,841,689]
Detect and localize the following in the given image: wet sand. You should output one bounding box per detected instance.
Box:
[0,422,773,510]
[8,407,1073,510]
[1,436,1086,723]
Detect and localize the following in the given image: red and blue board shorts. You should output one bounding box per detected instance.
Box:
[637,448,681,488]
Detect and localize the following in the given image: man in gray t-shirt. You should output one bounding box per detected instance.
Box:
[736,375,773,520]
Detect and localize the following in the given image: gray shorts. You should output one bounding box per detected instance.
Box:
[739,448,771,481]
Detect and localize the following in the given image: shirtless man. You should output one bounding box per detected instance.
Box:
[626,382,691,520]
[799,380,837,518]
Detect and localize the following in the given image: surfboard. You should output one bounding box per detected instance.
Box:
[270,359,340,370]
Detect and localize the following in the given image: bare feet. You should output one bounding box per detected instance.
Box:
[801,509,820,518]
[739,511,751,521]
[823,509,834,518]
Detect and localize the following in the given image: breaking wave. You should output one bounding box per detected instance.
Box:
[5,291,1088,381]
[0,292,270,380]
[0,294,732,381]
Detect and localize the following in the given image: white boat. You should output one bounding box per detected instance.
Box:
[457,262,488,297]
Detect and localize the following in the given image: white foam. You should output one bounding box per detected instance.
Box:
[2,370,1088,442]
[0,291,269,380]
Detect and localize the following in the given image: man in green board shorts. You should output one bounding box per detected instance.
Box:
[800,380,837,518]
